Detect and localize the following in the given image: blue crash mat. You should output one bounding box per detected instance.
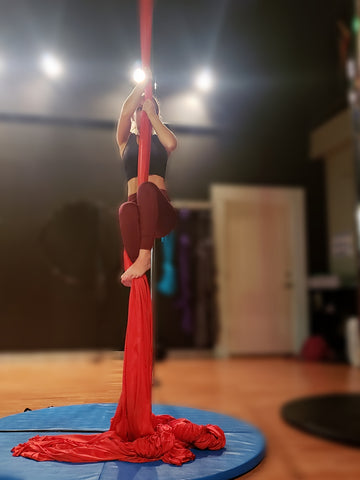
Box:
[0,404,266,480]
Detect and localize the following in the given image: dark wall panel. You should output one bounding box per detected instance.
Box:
[0,122,128,350]
[0,120,321,350]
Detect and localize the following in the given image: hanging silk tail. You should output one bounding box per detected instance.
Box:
[110,0,155,440]
[109,250,154,440]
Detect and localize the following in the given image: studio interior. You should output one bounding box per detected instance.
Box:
[0,1,359,479]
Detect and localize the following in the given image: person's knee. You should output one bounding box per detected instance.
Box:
[138,181,158,199]
[119,201,138,220]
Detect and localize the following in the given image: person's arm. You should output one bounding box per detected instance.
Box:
[142,99,177,154]
[116,72,151,156]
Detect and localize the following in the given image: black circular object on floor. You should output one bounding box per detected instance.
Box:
[281,393,360,447]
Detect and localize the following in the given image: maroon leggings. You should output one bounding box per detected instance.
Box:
[119,182,178,263]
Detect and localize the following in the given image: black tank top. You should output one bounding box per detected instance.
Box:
[122,133,168,181]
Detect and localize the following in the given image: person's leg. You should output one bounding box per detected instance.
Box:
[137,182,160,250]
[137,182,178,241]
[155,189,178,238]
[121,182,177,286]
[118,199,140,263]
[120,183,157,286]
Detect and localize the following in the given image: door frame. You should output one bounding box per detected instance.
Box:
[211,184,309,357]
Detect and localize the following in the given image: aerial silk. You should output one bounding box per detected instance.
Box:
[12,0,226,465]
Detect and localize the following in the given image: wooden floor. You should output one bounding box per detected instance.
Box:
[1,351,360,479]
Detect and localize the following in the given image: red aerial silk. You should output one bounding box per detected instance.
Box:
[12,0,226,465]
[138,0,152,186]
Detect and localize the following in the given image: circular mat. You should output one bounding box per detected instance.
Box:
[281,393,360,447]
[0,403,265,480]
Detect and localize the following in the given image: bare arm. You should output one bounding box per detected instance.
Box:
[142,99,177,154]
[116,75,151,157]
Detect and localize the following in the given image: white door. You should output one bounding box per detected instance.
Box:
[211,185,308,356]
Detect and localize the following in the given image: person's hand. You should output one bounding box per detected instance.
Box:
[142,98,157,117]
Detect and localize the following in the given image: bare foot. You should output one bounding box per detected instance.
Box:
[121,249,151,287]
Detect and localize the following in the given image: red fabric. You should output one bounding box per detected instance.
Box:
[11,415,225,465]
[11,250,226,464]
[12,0,226,465]
[109,250,154,441]
[138,0,153,186]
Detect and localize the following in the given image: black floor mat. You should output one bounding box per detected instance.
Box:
[281,393,360,447]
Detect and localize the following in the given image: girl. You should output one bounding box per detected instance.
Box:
[116,70,178,287]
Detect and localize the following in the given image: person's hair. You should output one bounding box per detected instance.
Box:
[130,95,161,135]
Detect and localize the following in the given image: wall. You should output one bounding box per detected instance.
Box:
[0,115,313,350]
[0,121,126,350]
[0,120,225,350]
[310,109,357,283]
[326,144,357,281]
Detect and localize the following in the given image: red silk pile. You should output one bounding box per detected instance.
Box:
[12,0,226,465]
[11,252,226,465]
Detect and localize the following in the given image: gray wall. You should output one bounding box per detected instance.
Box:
[0,118,318,350]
